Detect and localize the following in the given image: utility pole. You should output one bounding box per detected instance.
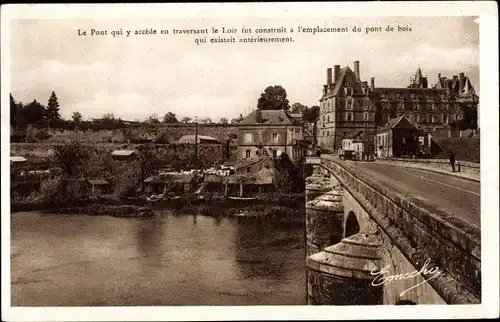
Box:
[194,115,198,168]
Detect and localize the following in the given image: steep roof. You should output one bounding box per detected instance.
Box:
[111,150,136,156]
[178,135,220,143]
[88,179,110,185]
[377,115,422,133]
[240,109,299,125]
[10,156,27,162]
[372,87,447,100]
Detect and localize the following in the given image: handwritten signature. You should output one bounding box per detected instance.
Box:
[370,258,442,296]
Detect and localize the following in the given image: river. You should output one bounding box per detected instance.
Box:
[11,211,306,306]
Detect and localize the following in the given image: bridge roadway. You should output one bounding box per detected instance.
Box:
[343,161,481,227]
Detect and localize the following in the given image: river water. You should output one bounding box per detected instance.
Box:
[11,211,306,306]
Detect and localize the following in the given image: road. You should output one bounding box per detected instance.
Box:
[351,162,480,227]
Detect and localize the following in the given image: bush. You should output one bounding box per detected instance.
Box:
[34,178,90,205]
[26,128,51,143]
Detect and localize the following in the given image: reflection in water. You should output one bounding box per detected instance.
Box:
[234,218,302,280]
[135,216,166,261]
[11,212,306,306]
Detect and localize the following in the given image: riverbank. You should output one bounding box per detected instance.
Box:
[10,193,305,222]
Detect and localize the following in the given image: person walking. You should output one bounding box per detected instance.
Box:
[449,150,456,172]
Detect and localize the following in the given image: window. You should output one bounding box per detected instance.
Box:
[431,115,435,123]
[364,112,369,121]
[364,123,368,128]
[346,88,352,96]
[398,102,404,110]
[327,115,330,123]
[272,133,279,143]
[346,112,353,122]
[414,103,420,111]
[247,167,250,173]
[244,133,252,143]
[245,150,251,158]
[272,150,277,157]
[364,100,370,110]
[431,103,436,111]
[443,114,448,123]
[416,114,420,123]
[346,99,354,110]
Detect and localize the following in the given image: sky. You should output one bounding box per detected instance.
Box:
[9,16,479,122]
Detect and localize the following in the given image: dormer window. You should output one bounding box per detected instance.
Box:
[346,88,353,96]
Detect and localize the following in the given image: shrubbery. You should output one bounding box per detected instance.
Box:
[34,178,90,205]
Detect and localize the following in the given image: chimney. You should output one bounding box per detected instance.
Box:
[334,65,340,82]
[327,68,333,86]
[362,81,368,95]
[354,61,360,80]
[459,72,464,93]
[370,77,375,89]
[453,75,458,85]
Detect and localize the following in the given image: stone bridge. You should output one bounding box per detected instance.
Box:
[305,155,480,305]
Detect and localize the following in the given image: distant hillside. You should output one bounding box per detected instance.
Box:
[23,124,239,144]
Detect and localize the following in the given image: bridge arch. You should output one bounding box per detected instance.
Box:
[345,211,360,238]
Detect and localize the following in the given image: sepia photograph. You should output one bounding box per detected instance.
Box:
[1,2,499,321]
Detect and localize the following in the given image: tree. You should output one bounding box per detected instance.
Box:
[257,85,290,111]
[10,94,20,127]
[72,111,83,124]
[290,102,308,115]
[21,99,46,125]
[46,91,61,120]
[163,112,178,123]
[146,113,160,124]
[231,114,244,124]
[200,117,212,124]
[219,117,228,124]
[181,116,192,123]
[52,141,90,178]
[302,105,320,123]
[136,144,160,193]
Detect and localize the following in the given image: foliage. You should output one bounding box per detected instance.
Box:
[146,113,160,124]
[72,111,83,123]
[231,114,244,124]
[135,144,160,193]
[200,117,212,124]
[156,131,170,144]
[46,91,61,120]
[290,102,307,114]
[219,117,228,124]
[113,169,138,198]
[163,112,178,123]
[26,126,51,143]
[52,141,90,177]
[35,178,90,205]
[181,117,191,123]
[273,153,304,193]
[257,85,290,111]
[303,105,320,123]
[21,99,46,126]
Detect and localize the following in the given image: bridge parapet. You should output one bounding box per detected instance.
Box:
[306,155,480,304]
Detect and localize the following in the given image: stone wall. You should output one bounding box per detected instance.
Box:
[378,157,480,179]
[311,156,481,304]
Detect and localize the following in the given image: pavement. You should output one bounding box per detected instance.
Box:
[351,161,481,227]
[374,160,480,182]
